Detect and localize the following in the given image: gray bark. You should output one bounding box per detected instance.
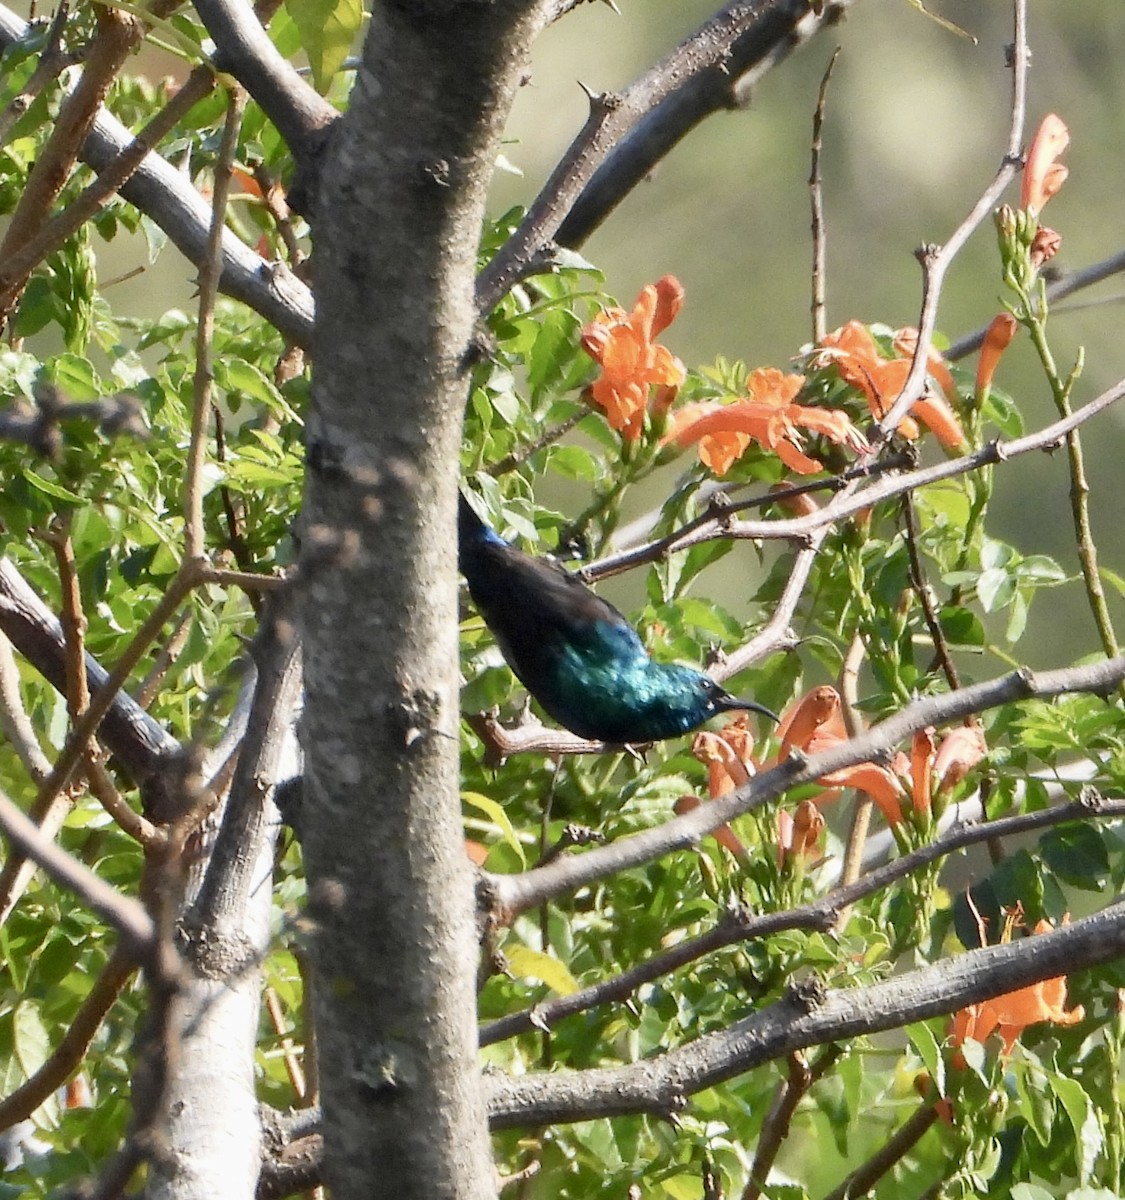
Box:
[298,4,551,1197]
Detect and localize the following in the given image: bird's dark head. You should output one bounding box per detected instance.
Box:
[639,665,779,740]
[696,675,779,726]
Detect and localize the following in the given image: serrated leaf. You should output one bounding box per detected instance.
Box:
[461,791,525,866]
[505,944,578,996]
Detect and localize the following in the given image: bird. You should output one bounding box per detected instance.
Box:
[458,493,778,744]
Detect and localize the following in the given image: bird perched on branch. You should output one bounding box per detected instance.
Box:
[458,493,777,744]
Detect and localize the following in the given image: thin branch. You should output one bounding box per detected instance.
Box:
[186,84,248,560]
[820,1099,941,1200]
[0,783,157,962]
[809,47,840,344]
[0,631,51,783]
[875,0,1028,441]
[742,1051,812,1200]
[900,491,960,690]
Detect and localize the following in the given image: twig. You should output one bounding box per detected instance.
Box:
[0,66,216,296]
[480,795,1125,1045]
[265,986,306,1098]
[875,0,1028,442]
[0,0,76,146]
[900,491,959,690]
[0,632,51,782]
[837,631,872,892]
[0,783,156,960]
[0,944,135,1130]
[820,1100,941,1200]
[134,608,193,710]
[1027,319,1119,661]
[186,84,248,560]
[809,48,840,344]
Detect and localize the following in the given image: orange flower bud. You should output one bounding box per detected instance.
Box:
[1029,226,1062,270]
[975,313,1019,397]
[1021,114,1069,216]
[768,483,820,517]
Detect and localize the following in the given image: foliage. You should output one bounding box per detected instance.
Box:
[0,3,1121,1200]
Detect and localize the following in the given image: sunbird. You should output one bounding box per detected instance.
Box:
[459,494,777,744]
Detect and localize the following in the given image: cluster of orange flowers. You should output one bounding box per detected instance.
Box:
[580,283,966,476]
[578,116,1072,473]
[673,686,986,869]
[776,685,987,828]
[579,275,686,441]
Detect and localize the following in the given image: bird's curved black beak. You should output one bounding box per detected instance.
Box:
[719,692,780,724]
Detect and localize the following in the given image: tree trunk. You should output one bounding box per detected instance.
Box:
[299,4,549,1196]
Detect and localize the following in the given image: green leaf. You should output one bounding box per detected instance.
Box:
[905,1020,945,1097]
[978,566,1015,612]
[1049,1073,1102,1185]
[22,468,83,505]
[505,944,578,996]
[284,0,364,93]
[1039,823,1111,891]
[1011,1186,1055,1200]
[12,999,50,1080]
[461,791,525,867]
[45,352,100,400]
[1014,1059,1053,1145]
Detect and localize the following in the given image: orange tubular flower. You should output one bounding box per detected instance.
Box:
[1021,114,1070,217]
[664,367,869,476]
[676,716,762,861]
[933,724,987,793]
[777,687,905,826]
[950,918,1084,1059]
[581,275,686,440]
[817,322,965,450]
[976,313,1019,396]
